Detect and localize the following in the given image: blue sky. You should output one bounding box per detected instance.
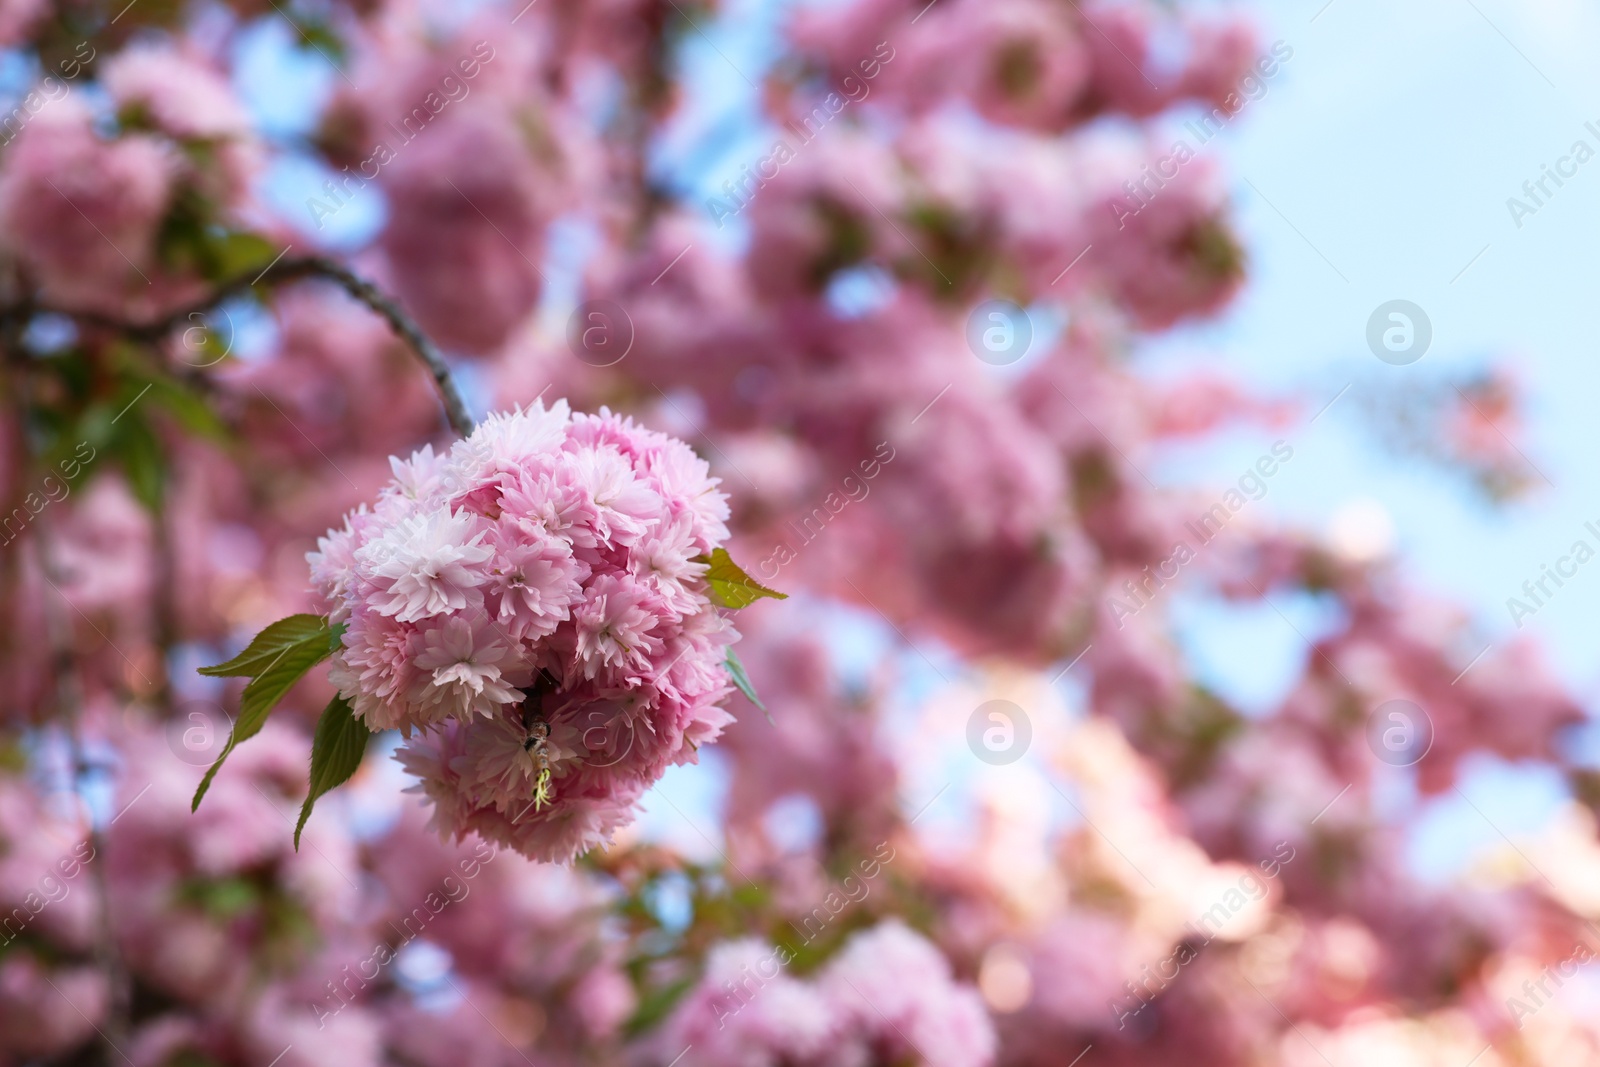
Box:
[1169,0,1600,673]
[1148,0,1600,874]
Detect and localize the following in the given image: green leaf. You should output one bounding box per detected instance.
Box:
[234,634,337,736]
[193,615,338,812]
[199,615,333,677]
[701,548,788,609]
[624,975,697,1038]
[107,345,231,440]
[177,876,259,919]
[295,696,370,849]
[209,231,278,279]
[112,410,166,512]
[144,374,230,440]
[725,647,773,725]
[293,17,349,64]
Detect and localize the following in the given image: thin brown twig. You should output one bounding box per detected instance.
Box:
[39,255,476,437]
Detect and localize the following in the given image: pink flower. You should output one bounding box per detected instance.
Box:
[487,525,588,640]
[629,513,712,614]
[0,0,43,47]
[658,924,995,1067]
[313,402,743,861]
[571,573,666,682]
[0,100,173,313]
[358,507,494,623]
[410,617,525,722]
[103,44,252,141]
[328,606,422,730]
[657,939,837,1066]
[0,956,107,1060]
[821,921,997,1067]
[563,444,665,547]
[961,0,1091,130]
[378,110,548,355]
[452,711,560,810]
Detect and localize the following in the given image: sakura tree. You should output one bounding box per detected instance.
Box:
[0,1,1591,1066]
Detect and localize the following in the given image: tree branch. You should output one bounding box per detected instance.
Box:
[4,336,132,1060]
[52,255,477,438]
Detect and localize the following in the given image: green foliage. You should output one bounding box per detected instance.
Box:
[193,615,339,811]
[177,875,258,919]
[19,345,228,516]
[725,647,773,724]
[172,869,321,966]
[623,975,697,1038]
[294,17,349,64]
[198,615,338,678]
[295,695,370,850]
[207,231,279,280]
[110,406,165,511]
[157,189,278,283]
[615,861,775,1037]
[700,548,787,609]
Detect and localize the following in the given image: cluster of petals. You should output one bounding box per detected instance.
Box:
[309,402,736,861]
[660,921,996,1067]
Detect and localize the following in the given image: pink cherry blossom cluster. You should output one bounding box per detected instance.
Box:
[659,921,996,1067]
[308,401,737,862]
[0,42,257,317]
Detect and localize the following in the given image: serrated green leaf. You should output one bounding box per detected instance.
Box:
[199,615,332,677]
[235,635,336,736]
[725,647,773,725]
[701,548,787,609]
[295,696,369,849]
[193,615,337,812]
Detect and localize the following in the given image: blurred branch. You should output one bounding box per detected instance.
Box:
[2,322,133,1059]
[39,255,477,437]
[37,520,133,1058]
